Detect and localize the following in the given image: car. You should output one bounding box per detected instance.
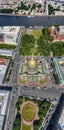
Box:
[24,86,27,88]
[37,86,41,89]
[43,86,48,90]
[46,120,48,124]
[32,87,35,89]
[46,116,48,120]
[23,86,27,90]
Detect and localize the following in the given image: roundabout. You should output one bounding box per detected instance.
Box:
[22,103,36,122]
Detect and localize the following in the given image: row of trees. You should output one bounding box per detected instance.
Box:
[0,55,12,59]
[33,100,50,130]
[0,44,16,49]
[0,9,13,13]
[6,61,14,82]
[13,97,23,130]
[13,113,21,130]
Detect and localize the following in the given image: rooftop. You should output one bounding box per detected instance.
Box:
[0,26,20,45]
[49,26,64,42]
[53,57,64,85]
[57,108,64,130]
[0,89,10,130]
[0,49,14,57]
[0,58,10,84]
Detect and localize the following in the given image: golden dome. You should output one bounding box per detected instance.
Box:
[28,58,37,68]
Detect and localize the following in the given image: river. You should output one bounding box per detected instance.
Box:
[0,15,64,27]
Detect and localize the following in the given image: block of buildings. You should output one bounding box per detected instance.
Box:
[0,26,20,45]
[49,26,64,42]
[0,88,11,130]
[0,58,10,84]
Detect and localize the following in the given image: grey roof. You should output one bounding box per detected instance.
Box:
[0,65,7,84]
[0,115,4,130]
[0,49,14,57]
[0,90,10,130]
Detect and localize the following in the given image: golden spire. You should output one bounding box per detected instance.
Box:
[28,54,36,67]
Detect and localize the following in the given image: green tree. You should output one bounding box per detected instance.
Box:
[48,4,54,15]
[50,42,64,56]
[18,2,29,10]
[19,34,35,55]
[0,9,13,13]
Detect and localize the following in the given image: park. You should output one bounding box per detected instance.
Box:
[19,28,64,56]
[13,97,51,130]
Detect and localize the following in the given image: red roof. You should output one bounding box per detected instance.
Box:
[0,59,6,65]
[49,27,64,41]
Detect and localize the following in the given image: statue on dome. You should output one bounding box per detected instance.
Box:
[28,53,37,68]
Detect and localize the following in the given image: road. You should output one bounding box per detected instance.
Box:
[4,93,18,130]
[4,27,23,130]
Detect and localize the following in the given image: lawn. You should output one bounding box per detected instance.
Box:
[22,124,31,130]
[32,29,42,38]
[22,103,35,122]
[18,77,26,85]
[39,78,46,84]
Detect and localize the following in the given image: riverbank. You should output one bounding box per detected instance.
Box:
[0,13,64,17]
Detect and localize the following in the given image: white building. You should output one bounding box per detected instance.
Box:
[58,26,64,34]
[0,26,21,45]
[0,89,10,130]
[0,59,10,84]
[0,49,14,57]
[47,0,64,15]
[54,11,64,15]
[57,108,64,130]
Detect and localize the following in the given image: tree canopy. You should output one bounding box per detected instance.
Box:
[19,28,64,56]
